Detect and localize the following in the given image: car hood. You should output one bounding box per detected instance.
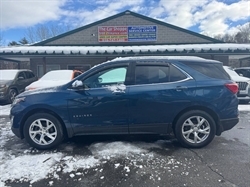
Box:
[26,80,69,91]
[18,86,62,98]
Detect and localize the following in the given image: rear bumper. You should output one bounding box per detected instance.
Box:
[217,117,239,135]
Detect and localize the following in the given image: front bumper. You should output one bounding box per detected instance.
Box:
[217,117,239,135]
[10,115,23,139]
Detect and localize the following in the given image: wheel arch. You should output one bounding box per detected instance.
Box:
[20,108,69,139]
[9,87,19,94]
[172,105,220,135]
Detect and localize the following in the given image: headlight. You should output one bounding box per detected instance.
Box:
[0,84,6,88]
[12,97,26,106]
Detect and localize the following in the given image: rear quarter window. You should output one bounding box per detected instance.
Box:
[181,61,230,80]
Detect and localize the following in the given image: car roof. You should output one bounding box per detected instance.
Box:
[234,67,250,70]
[110,56,220,63]
[0,69,32,72]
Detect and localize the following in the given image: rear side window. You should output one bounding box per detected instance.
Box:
[25,71,35,79]
[135,65,186,85]
[181,61,230,79]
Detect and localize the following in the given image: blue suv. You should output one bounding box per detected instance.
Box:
[10,56,239,149]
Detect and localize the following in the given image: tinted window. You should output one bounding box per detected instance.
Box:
[17,72,26,79]
[25,71,35,79]
[135,65,186,85]
[83,67,127,88]
[236,69,250,78]
[181,61,230,79]
[169,65,187,82]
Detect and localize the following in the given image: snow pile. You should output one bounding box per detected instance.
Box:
[0,105,11,116]
[0,120,13,148]
[0,153,63,184]
[0,43,249,55]
[0,118,172,187]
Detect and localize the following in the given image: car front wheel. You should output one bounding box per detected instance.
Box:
[23,113,64,149]
[8,88,17,103]
[174,110,216,148]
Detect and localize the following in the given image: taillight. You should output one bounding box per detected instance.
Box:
[225,83,238,94]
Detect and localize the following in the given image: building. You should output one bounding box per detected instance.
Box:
[0,10,249,77]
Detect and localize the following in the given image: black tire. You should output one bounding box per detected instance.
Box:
[8,88,17,103]
[174,110,216,148]
[23,113,64,149]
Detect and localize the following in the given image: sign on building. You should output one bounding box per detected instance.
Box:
[98,26,157,42]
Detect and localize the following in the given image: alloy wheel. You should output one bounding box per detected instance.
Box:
[181,116,210,144]
[29,118,58,145]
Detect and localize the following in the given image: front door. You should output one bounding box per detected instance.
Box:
[68,65,130,135]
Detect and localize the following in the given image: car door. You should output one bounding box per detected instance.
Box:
[67,63,132,135]
[15,71,30,93]
[127,61,196,134]
[24,71,37,85]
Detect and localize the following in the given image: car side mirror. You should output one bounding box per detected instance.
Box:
[239,73,243,77]
[18,77,24,80]
[72,80,83,88]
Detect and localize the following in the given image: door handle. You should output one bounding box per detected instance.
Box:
[113,92,125,95]
[176,86,188,91]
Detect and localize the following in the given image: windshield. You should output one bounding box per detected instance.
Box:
[0,70,18,80]
[40,70,72,81]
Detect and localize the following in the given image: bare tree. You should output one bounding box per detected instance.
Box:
[236,22,250,43]
[0,34,4,46]
[213,33,235,43]
[25,24,73,43]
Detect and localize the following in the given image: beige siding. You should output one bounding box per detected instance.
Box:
[46,14,213,45]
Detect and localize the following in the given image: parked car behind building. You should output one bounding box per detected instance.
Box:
[223,66,250,104]
[0,69,37,103]
[11,56,239,149]
[25,70,82,91]
[234,67,250,78]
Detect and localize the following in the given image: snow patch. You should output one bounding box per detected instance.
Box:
[0,105,11,116]
[0,153,63,184]
[105,84,126,93]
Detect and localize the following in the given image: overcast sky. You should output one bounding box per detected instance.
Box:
[0,0,249,45]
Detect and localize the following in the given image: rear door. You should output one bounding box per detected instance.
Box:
[127,61,196,134]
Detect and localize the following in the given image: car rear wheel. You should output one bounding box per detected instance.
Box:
[8,89,17,103]
[174,110,216,148]
[23,113,64,149]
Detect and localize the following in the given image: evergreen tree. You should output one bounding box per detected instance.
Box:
[8,41,19,46]
[19,37,29,45]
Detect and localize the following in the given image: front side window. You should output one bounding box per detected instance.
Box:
[18,72,26,80]
[83,67,127,88]
[135,65,186,85]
